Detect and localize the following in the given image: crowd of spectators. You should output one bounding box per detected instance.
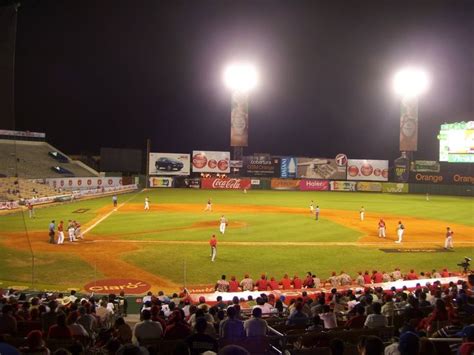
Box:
[0,272,473,355]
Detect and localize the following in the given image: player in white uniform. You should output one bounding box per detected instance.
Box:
[395,221,404,243]
[219,215,228,234]
[310,200,314,214]
[144,197,150,210]
[204,198,212,212]
[68,222,76,242]
[360,206,365,221]
[74,221,84,240]
[444,227,454,249]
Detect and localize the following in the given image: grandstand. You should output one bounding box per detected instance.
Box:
[0,139,99,179]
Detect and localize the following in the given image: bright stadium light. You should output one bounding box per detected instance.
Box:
[223,63,258,92]
[393,67,430,99]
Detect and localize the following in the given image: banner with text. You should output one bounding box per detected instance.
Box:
[409,172,474,185]
[192,151,230,173]
[356,182,383,192]
[347,159,389,181]
[271,178,301,190]
[46,177,122,190]
[299,179,329,191]
[297,158,347,180]
[280,157,298,178]
[149,177,174,188]
[382,183,409,193]
[149,153,190,176]
[201,178,251,190]
[399,97,418,151]
[230,91,249,147]
[242,157,281,177]
[329,181,357,192]
[410,160,440,173]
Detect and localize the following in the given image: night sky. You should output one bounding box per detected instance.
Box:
[12,0,474,161]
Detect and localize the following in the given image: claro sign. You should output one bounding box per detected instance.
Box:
[411,172,474,185]
[83,279,151,294]
[201,178,251,190]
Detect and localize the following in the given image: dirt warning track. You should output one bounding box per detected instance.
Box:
[1,203,473,292]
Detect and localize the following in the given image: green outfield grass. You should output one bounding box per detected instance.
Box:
[0,189,472,290]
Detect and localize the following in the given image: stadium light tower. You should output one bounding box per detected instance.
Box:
[392,67,430,182]
[223,62,259,161]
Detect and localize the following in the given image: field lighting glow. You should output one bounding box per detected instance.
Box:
[223,63,258,92]
[393,67,430,98]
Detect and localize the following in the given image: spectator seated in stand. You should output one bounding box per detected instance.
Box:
[243,307,268,337]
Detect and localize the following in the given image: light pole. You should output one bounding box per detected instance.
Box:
[223,63,258,161]
[392,67,430,181]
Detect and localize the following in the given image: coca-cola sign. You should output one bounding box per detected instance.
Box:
[201,178,251,190]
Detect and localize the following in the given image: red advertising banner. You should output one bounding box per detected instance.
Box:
[201,178,251,190]
[299,179,329,191]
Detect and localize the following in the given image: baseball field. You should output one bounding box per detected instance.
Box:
[0,189,472,293]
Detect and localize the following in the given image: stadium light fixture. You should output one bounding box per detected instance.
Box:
[393,67,430,99]
[223,63,258,92]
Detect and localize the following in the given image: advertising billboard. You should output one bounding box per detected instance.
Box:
[347,159,389,181]
[299,180,329,191]
[149,177,174,188]
[382,183,409,193]
[280,157,297,178]
[242,157,281,177]
[149,153,190,176]
[410,172,474,185]
[399,97,418,151]
[329,181,357,191]
[230,92,249,147]
[438,121,474,163]
[46,177,122,190]
[410,160,440,173]
[356,182,383,192]
[201,178,251,190]
[192,151,230,173]
[297,158,347,180]
[271,178,300,190]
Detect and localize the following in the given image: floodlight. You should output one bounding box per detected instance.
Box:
[223,63,258,92]
[393,67,430,98]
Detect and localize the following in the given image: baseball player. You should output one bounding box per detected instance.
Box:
[209,234,217,262]
[395,221,405,243]
[27,201,35,218]
[204,198,212,212]
[315,206,320,221]
[219,215,228,234]
[310,200,314,214]
[112,195,118,208]
[360,206,365,221]
[67,220,76,242]
[57,220,64,245]
[444,227,454,249]
[144,197,150,210]
[378,219,386,238]
[74,221,84,240]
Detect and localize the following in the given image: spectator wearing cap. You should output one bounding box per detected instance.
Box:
[406,269,419,280]
[133,309,163,344]
[186,317,218,355]
[256,275,268,291]
[244,307,268,337]
[303,272,315,288]
[215,296,226,311]
[240,274,254,291]
[292,274,303,289]
[269,277,279,291]
[219,306,245,340]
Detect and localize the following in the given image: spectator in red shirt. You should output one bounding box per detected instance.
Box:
[363,271,372,284]
[372,270,383,284]
[228,276,240,292]
[345,305,366,329]
[293,275,303,289]
[256,274,268,291]
[164,310,191,340]
[280,274,292,289]
[441,268,450,277]
[407,269,419,280]
[303,272,315,288]
[48,313,73,340]
[268,277,279,291]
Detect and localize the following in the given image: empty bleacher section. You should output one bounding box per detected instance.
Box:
[0,139,99,179]
[0,177,64,201]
